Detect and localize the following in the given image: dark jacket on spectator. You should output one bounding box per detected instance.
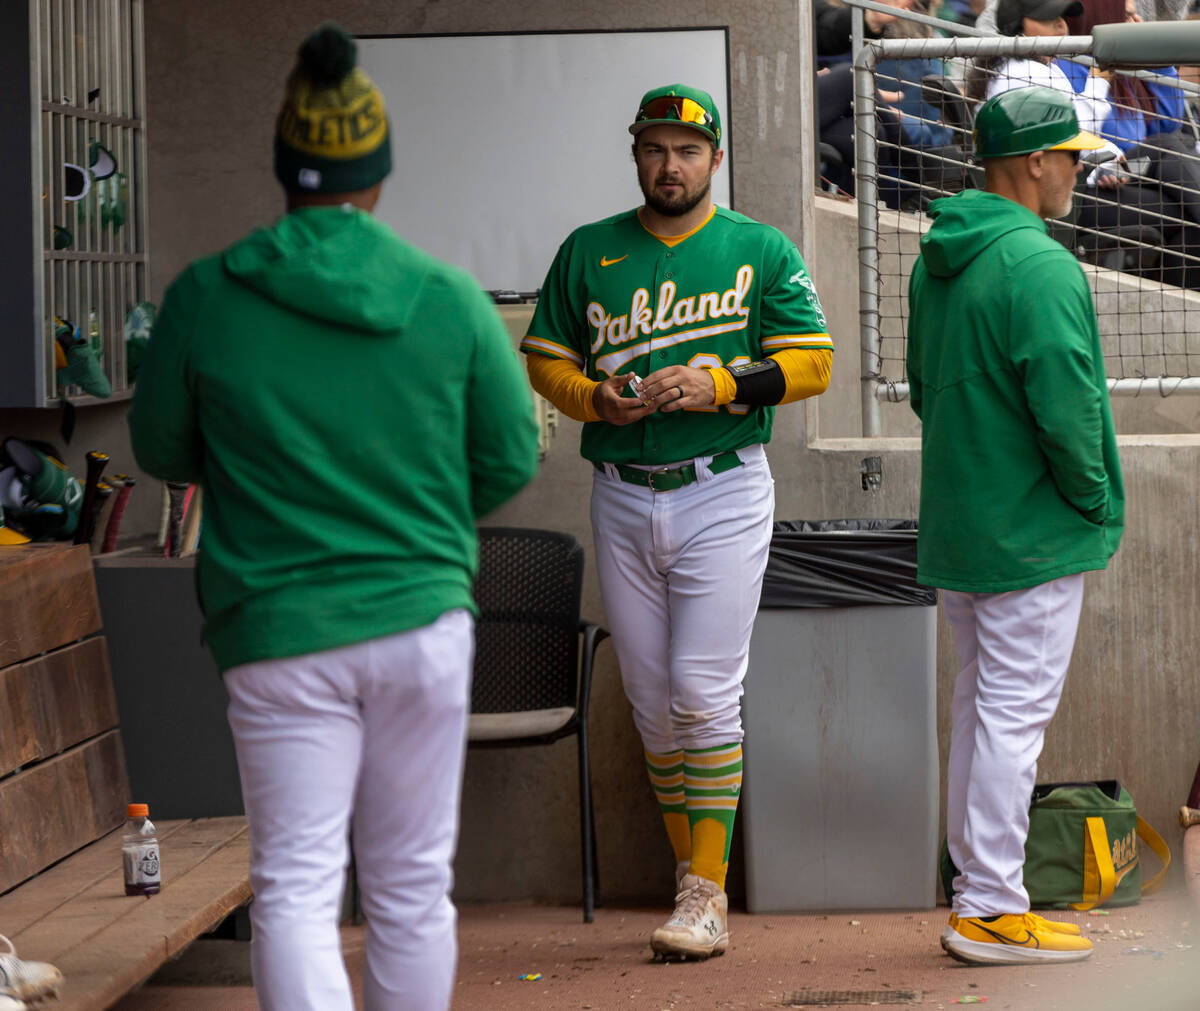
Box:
[814,0,885,57]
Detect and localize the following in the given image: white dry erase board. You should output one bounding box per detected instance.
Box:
[356,29,731,293]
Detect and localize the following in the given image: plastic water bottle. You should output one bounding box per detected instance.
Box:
[122,803,162,895]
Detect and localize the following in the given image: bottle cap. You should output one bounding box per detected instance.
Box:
[127,803,149,817]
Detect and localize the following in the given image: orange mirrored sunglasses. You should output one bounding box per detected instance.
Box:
[635,95,714,132]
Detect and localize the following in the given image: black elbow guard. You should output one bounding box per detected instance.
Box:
[724,358,785,406]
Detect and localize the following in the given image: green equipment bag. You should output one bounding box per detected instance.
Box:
[940,780,1170,910]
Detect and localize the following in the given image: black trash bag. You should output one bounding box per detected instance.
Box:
[759,519,937,608]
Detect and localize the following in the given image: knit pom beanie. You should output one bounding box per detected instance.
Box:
[274,23,392,193]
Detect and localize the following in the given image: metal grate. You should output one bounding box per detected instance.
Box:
[782,990,923,1006]
[36,0,148,404]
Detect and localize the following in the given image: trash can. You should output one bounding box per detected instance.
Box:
[742,519,938,912]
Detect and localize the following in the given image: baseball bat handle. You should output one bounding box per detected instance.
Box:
[165,481,188,557]
[101,477,135,554]
[73,450,109,546]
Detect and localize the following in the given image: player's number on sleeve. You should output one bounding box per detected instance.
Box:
[689,354,751,415]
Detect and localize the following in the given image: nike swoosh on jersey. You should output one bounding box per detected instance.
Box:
[600,255,628,266]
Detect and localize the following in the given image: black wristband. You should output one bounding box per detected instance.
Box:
[723,358,785,406]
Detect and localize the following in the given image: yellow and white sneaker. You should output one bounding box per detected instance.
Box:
[1030,912,1082,936]
[941,913,1093,965]
[0,935,62,1002]
[940,912,1081,948]
[650,873,729,960]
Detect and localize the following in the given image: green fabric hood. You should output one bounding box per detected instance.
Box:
[919,190,1048,279]
[223,206,417,333]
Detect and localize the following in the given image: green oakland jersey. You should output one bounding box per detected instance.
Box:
[522,206,832,465]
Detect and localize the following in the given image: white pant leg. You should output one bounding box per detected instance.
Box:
[225,644,365,1011]
[353,609,473,1011]
[590,447,774,752]
[661,451,774,749]
[591,471,674,752]
[942,590,981,900]
[225,611,474,1011]
[945,573,1085,916]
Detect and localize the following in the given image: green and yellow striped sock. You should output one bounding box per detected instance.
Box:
[645,748,691,865]
[684,742,743,890]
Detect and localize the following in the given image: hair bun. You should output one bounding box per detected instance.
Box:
[297,23,357,87]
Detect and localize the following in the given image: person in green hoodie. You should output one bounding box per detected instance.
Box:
[907,86,1124,967]
[128,24,539,1011]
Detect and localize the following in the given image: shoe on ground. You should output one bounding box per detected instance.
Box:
[1030,912,1082,936]
[941,911,1082,948]
[650,873,729,960]
[0,935,63,1002]
[941,913,1093,965]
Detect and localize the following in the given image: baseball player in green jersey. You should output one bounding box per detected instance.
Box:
[522,84,834,959]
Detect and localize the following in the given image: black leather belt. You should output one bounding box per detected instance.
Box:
[593,450,744,492]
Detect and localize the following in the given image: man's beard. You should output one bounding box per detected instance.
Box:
[1045,187,1074,220]
[642,176,711,217]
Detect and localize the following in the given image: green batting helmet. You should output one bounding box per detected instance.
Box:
[973,86,1105,159]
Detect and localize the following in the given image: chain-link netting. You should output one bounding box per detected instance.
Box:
[844,30,1200,416]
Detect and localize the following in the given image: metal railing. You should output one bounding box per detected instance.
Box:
[836,0,1200,434]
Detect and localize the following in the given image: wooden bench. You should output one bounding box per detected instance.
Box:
[0,818,250,1010]
[0,544,250,1010]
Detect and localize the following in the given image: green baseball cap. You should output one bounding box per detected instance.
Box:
[629,84,721,147]
[974,86,1106,159]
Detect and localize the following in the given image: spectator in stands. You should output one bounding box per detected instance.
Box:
[976,0,1192,43]
[817,63,909,195]
[968,0,1200,287]
[815,0,962,201]
[1061,0,1200,236]
[964,0,1114,147]
[937,0,991,28]
[814,0,916,62]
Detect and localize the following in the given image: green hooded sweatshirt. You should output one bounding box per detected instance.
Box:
[907,190,1123,593]
[130,206,539,671]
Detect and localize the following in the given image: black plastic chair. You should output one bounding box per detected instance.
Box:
[467,526,609,923]
[345,527,608,926]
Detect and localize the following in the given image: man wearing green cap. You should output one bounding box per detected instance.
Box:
[907,86,1124,965]
[522,84,834,959]
[130,23,538,1011]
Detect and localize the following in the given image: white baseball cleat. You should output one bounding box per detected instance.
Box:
[0,935,63,1003]
[650,873,729,960]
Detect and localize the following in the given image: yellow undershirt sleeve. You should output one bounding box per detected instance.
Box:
[525,354,603,423]
[775,346,833,404]
[709,346,833,407]
[529,345,831,417]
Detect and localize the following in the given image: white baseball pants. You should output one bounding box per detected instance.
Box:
[224,609,473,1011]
[590,444,775,753]
[942,573,1085,917]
